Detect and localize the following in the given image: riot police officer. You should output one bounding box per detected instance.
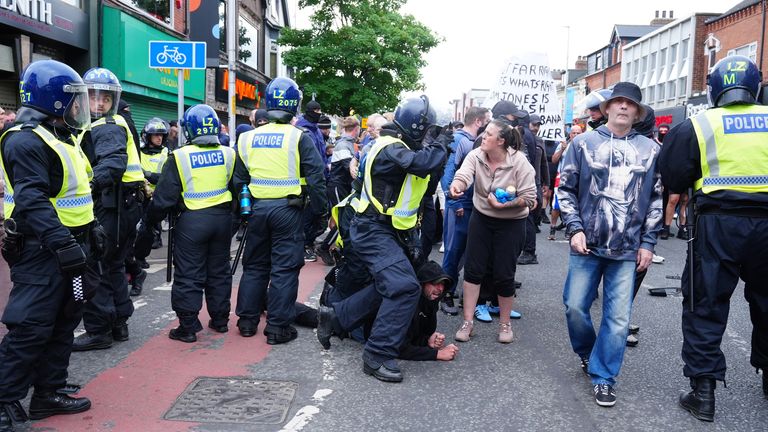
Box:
[660,55,768,422]
[142,105,236,342]
[234,77,326,344]
[317,96,449,382]
[140,118,169,249]
[0,60,100,431]
[73,68,145,351]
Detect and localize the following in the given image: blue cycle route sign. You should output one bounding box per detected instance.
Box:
[148,41,207,69]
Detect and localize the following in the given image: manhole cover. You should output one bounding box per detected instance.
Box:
[164,378,298,424]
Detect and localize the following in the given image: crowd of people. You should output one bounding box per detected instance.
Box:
[0,53,767,431]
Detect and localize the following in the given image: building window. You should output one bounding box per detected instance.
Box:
[120,0,172,25]
[239,16,260,70]
[727,42,758,62]
[707,48,717,70]
[678,77,687,97]
[681,38,689,58]
[659,48,667,68]
[669,43,678,67]
[633,59,639,82]
[658,84,665,101]
[647,84,655,103]
[650,52,656,71]
[667,81,676,100]
[595,52,603,70]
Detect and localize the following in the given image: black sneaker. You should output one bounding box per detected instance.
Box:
[762,369,768,398]
[555,222,566,231]
[677,227,689,240]
[136,258,150,269]
[547,227,556,240]
[130,270,146,296]
[304,247,317,262]
[517,252,538,265]
[593,384,616,407]
[629,324,640,334]
[660,225,670,240]
[580,358,590,376]
[315,246,335,266]
[440,294,459,316]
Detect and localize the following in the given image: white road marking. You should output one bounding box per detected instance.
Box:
[146,264,167,274]
[153,282,173,291]
[279,405,321,432]
[312,389,333,402]
[725,327,751,360]
[133,299,148,310]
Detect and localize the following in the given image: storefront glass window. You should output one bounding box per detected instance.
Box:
[239,16,259,70]
[121,0,172,25]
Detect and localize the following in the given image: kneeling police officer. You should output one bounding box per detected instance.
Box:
[318,95,450,382]
[0,60,102,432]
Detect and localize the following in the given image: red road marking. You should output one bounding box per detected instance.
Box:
[34,262,327,432]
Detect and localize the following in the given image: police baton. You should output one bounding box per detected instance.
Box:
[231,223,247,276]
[686,187,696,312]
[166,213,175,283]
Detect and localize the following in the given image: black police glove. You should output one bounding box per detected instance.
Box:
[90,221,109,258]
[54,240,87,277]
[1,219,24,266]
[434,125,454,150]
[133,221,154,260]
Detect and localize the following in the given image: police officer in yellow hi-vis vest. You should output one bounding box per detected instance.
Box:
[660,55,768,422]
[139,118,169,249]
[234,77,326,345]
[142,105,236,343]
[316,96,450,383]
[0,60,104,431]
[73,68,145,351]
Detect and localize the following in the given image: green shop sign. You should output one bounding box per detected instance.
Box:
[101,6,205,104]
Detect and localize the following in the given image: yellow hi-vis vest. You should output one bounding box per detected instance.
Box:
[237,122,305,198]
[88,115,145,183]
[140,147,169,191]
[355,136,430,230]
[690,104,768,194]
[330,192,361,249]
[173,144,235,210]
[1,125,95,227]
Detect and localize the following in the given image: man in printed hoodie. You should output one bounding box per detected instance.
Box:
[557,82,663,408]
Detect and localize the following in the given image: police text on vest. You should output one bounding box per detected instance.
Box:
[190,150,225,168]
[722,114,768,134]
[251,133,284,148]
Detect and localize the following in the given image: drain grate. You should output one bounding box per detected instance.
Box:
[164,378,298,424]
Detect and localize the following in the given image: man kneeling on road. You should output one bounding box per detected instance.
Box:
[318,260,459,363]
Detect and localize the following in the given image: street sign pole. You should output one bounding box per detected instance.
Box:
[178,68,184,149]
[227,0,236,145]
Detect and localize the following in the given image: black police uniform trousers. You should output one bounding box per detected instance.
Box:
[236,199,304,332]
[334,214,421,363]
[173,207,233,332]
[0,235,97,402]
[83,189,141,334]
[681,213,768,380]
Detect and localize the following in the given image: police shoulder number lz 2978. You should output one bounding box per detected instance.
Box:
[196,117,219,136]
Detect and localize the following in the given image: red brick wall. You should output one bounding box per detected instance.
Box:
[174,0,186,35]
[692,15,713,93]
[705,2,768,90]
[584,63,622,91]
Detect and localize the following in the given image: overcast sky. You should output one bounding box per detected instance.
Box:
[293,0,734,112]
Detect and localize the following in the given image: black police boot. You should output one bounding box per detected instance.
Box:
[362,356,403,383]
[208,319,229,333]
[0,401,28,432]
[760,369,768,398]
[136,258,150,269]
[679,377,716,422]
[317,306,344,349]
[112,319,129,342]
[0,409,11,432]
[237,318,258,337]
[265,325,298,345]
[130,269,147,296]
[28,391,91,420]
[72,332,113,351]
[169,326,197,343]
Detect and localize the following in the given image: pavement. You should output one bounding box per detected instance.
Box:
[1,224,767,431]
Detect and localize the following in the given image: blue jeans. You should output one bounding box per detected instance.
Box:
[563,254,636,385]
[442,206,471,295]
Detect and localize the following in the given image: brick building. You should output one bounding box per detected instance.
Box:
[703,0,768,91]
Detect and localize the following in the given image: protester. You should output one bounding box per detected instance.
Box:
[449,119,537,344]
[548,125,582,240]
[518,114,550,265]
[558,82,662,408]
[439,106,491,315]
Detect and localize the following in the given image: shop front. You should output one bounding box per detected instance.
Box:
[210,68,266,126]
[0,0,90,109]
[101,5,205,132]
